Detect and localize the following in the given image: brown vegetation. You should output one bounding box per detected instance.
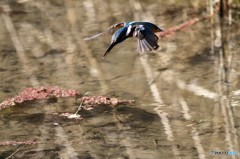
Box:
[0,86,79,110]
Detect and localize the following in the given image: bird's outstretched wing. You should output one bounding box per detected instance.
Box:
[134,25,159,53]
[84,22,125,40]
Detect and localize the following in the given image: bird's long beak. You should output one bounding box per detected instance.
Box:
[102,42,117,59]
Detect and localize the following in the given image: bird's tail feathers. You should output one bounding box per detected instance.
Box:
[137,34,159,53]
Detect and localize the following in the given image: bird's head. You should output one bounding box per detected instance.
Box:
[103,26,130,58]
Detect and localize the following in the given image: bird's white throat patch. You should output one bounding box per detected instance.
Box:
[126,25,132,36]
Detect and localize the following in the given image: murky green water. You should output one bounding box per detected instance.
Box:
[1,0,240,159]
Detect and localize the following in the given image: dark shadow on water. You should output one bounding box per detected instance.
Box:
[187,47,214,65]
[116,106,159,124]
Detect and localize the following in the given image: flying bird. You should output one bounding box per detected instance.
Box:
[84,21,164,58]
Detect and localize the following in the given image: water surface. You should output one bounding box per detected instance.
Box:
[0,0,240,159]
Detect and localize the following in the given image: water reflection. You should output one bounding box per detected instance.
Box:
[0,0,240,158]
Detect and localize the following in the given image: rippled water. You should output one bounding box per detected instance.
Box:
[0,0,240,159]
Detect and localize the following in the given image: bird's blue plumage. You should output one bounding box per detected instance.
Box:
[127,21,164,32]
[84,21,164,58]
[111,26,129,43]
[103,26,130,58]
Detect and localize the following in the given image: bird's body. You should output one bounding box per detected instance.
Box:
[84,21,164,58]
[125,21,163,33]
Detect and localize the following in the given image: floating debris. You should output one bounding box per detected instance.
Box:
[49,96,135,120]
[51,112,82,120]
[0,86,135,121]
[79,95,135,110]
[0,140,40,146]
[0,86,79,110]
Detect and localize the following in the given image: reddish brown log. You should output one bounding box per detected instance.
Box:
[79,96,135,110]
[0,86,79,110]
[157,16,210,38]
[0,86,134,112]
[0,140,40,146]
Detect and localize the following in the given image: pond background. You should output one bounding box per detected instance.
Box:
[0,0,240,158]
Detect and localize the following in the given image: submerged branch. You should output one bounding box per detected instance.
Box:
[158,15,210,38]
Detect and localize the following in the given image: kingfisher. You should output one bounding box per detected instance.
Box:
[84,21,164,58]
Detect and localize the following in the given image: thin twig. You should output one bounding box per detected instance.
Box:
[75,92,91,115]
[5,147,21,159]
